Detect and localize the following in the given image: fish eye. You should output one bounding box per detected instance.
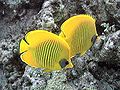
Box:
[91,35,97,43]
[59,58,69,68]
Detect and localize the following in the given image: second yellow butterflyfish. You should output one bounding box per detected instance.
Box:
[59,14,98,57]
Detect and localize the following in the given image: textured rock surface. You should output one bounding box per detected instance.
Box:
[0,0,120,90]
[45,71,75,90]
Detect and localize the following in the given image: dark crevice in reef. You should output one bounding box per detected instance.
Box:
[98,61,120,71]
[107,16,120,26]
[104,2,120,30]
[0,1,10,19]
[3,55,26,76]
[116,2,120,9]
[18,0,45,12]
[104,12,120,31]
[96,22,105,35]
[88,60,120,89]
[3,53,26,83]
[96,18,120,36]
[107,16,120,30]
[0,0,45,40]
[10,53,26,72]
[0,63,4,70]
[0,0,45,22]
[11,0,44,22]
[76,4,86,14]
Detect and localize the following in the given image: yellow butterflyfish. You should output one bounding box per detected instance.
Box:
[20,30,73,72]
[59,14,98,57]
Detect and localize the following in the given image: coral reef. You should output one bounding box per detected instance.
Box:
[0,0,120,90]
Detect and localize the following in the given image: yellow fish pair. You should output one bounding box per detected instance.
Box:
[19,14,98,72]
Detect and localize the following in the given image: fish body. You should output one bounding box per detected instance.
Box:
[20,30,73,72]
[59,15,98,57]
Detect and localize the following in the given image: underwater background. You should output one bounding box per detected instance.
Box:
[0,0,120,90]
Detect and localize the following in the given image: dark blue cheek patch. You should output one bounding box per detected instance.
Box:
[59,58,69,68]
